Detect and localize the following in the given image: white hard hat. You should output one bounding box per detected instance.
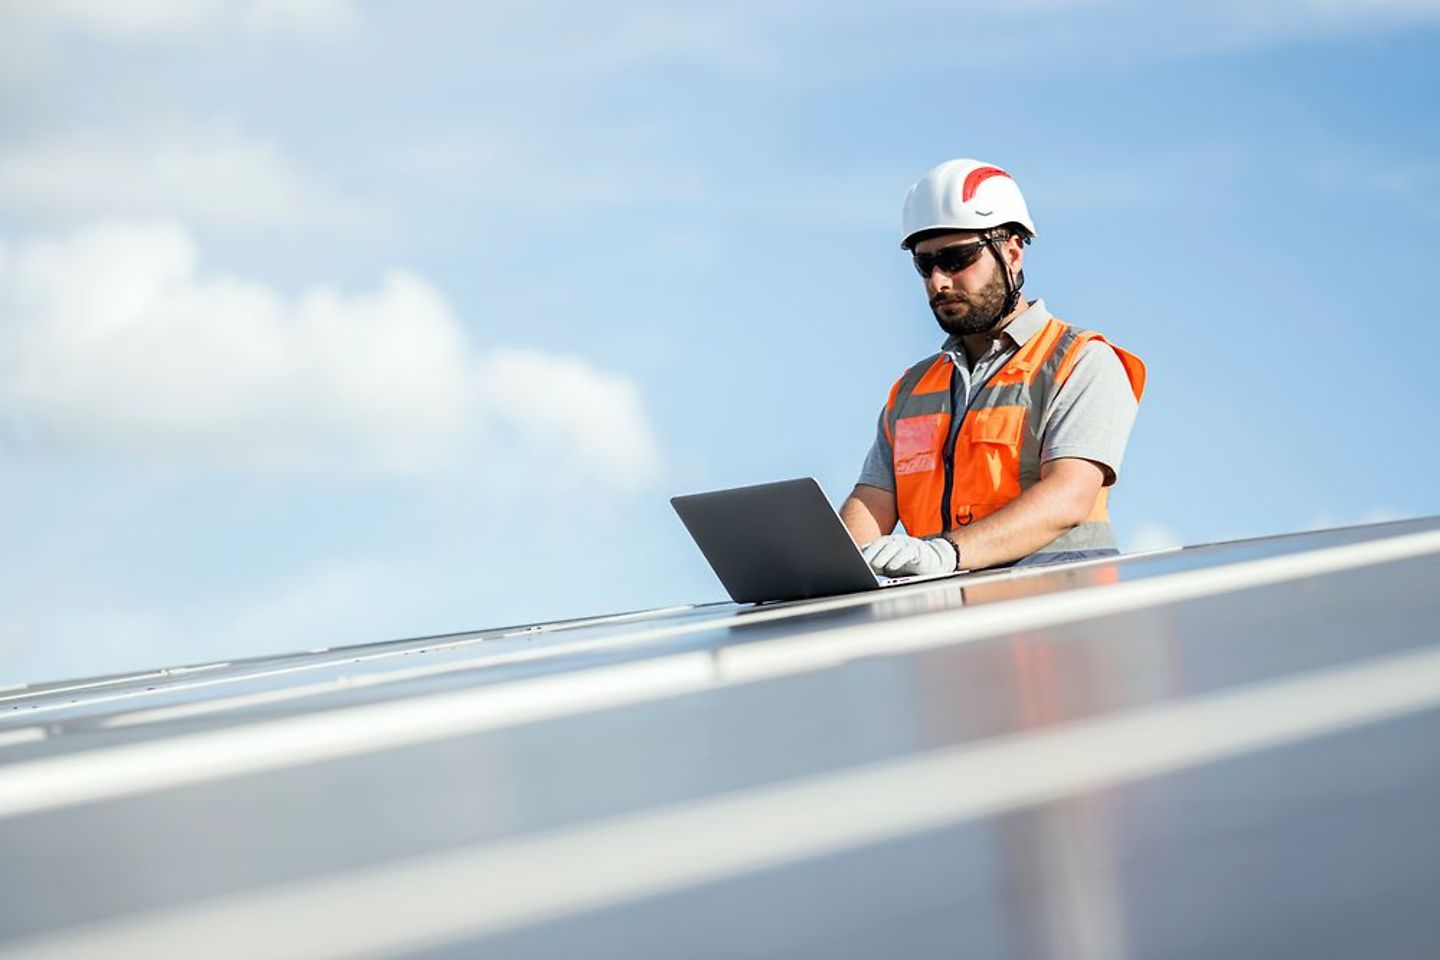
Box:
[900,158,1037,249]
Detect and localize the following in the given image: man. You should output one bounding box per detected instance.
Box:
[840,159,1146,576]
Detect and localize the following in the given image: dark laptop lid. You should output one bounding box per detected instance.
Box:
[671,478,881,603]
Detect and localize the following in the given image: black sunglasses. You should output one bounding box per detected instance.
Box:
[912,240,991,278]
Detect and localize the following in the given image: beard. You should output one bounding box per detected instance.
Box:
[930,267,1008,337]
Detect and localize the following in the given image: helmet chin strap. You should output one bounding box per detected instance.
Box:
[982,232,1025,318]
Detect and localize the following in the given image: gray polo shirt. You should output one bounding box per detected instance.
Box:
[858,299,1138,492]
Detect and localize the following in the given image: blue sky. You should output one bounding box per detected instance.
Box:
[2,0,1438,684]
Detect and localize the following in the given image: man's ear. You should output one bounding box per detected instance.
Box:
[1006,234,1026,272]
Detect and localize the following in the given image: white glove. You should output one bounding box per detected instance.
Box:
[861,534,958,577]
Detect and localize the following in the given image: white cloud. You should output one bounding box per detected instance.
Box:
[0,119,370,233]
[476,350,663,492]
[0,558,395,683]
[209,558,401,655]
[0,0,357,120]
[866,0,1440,72]
[0,220,662,486]
[1,0,357,43]
[242,0,357,36]
[1128,522,1184,552]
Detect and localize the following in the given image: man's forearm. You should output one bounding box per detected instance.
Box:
[840,484,897,545]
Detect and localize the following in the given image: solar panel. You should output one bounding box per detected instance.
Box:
[3,517,1439,957]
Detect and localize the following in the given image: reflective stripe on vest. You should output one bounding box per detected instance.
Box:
[883,317,1146,554]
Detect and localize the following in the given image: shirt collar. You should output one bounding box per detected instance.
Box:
[941,298,1051,355]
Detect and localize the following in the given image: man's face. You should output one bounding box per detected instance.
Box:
[913,232,1011,338]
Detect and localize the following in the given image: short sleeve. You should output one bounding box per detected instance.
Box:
[1038,341,1139,485]
[857,406,896,492]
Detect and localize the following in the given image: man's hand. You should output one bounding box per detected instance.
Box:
[861,534,958,577]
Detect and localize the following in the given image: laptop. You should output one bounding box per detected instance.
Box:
[671,477,965,603]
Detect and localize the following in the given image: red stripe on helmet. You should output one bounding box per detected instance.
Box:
[962,166,1011,203]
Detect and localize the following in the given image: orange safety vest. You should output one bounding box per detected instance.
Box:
[883,316,1145,552]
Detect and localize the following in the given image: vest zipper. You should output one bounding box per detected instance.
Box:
[938,344,1018,533]
[938,363,966,534]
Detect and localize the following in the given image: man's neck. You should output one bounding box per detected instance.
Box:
[960,298,1030,363]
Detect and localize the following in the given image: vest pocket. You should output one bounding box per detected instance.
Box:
[894,414,945,476]
[968,405,1025,447]
[951,404,1026,521]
